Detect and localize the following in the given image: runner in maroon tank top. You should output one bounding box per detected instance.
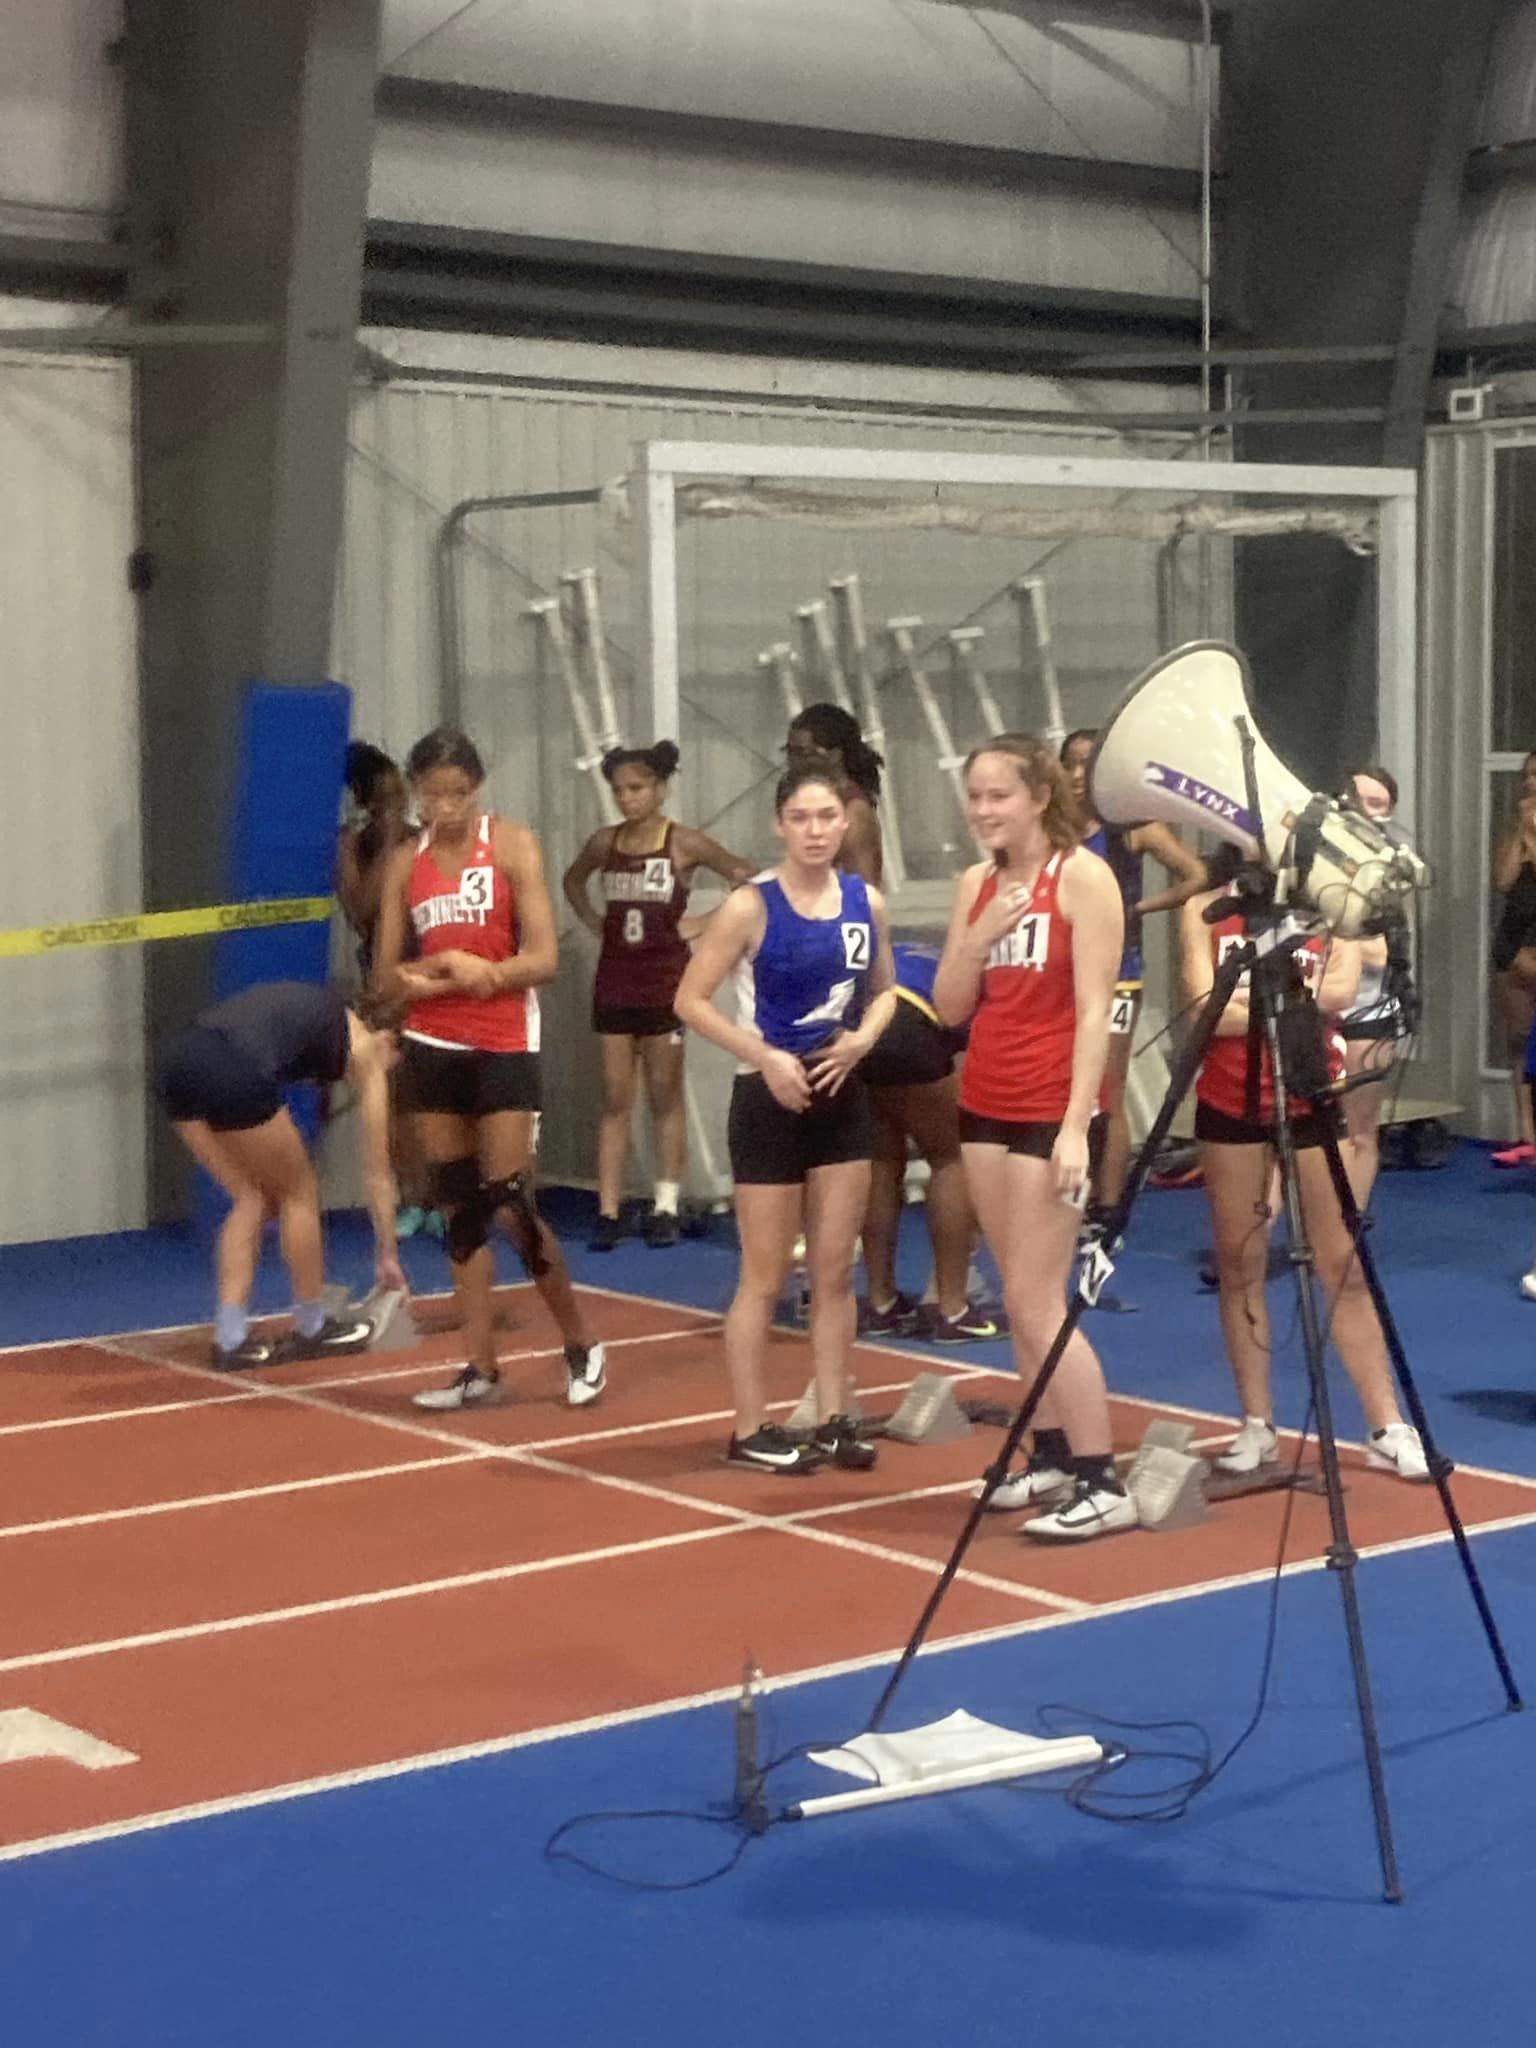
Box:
[563,741,754,1249]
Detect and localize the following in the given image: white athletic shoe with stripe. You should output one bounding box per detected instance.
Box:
[565,1342,607,1408]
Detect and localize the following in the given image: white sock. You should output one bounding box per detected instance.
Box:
[653,1180,680,1215]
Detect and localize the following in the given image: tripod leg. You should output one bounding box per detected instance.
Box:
[865,1290,1090,1733]
[1315,1115,1523,1711]
[866,955,1252,1735]
[1262,993,1403,1902]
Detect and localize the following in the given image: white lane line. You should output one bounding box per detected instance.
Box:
[7,1504,1534,1867]
[0,1453,486,1541]
[0,1524,747,1676]
[0,1320,721,1439]
[0,1388,268,1438]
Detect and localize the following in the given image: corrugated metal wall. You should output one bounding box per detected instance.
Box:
[334,358,1214,1188]
[1421,419,1536,1137]
[0,346,143,1244]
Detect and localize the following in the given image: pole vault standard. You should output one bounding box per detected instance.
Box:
[830,573,907,890]
[626,442,1419,842]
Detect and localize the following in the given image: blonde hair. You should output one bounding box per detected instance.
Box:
[963,732,1082,853]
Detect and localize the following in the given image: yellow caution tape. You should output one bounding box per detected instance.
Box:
[0,896,334,960]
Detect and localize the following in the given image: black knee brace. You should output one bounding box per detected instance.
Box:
[431,1157,489,1264]
[482,1172,550,1277]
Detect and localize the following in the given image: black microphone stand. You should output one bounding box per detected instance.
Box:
[865,867,1521,1903]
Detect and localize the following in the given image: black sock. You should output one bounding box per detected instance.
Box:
[1072,1452,1124,1494]
[1032,1428,1072,1469]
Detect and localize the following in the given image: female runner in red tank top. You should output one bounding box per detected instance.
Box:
[373,726,606,1412]
[562,741,754,1250]
[1181,888,1427,1482]
[933,733,1134,1543]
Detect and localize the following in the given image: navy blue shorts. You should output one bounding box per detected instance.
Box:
[157,1026,282,1133]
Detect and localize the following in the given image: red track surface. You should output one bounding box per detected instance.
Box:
[2,1283,1532,1859]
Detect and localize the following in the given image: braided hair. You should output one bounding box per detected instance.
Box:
[788,703,883,802]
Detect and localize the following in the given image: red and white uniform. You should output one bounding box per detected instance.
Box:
[1196,915,1342,1121]
[960,852,1090,1123]
[404,814,538,1054]
[594,823,689,1010]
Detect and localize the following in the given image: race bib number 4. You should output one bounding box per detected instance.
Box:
[1110,991,1136,1036]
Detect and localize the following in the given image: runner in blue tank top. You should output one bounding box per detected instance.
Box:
[676,761,898,1475]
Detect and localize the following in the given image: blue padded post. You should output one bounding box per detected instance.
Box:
[194,681,352,1247]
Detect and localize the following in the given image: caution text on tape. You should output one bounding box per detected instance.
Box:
[0,896,334,960]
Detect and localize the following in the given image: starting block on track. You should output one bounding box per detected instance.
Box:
[321,1281,415,1351]
[784,1378,867,1434]
[881,1372,974,1447]
[1125,1420,1208,1532]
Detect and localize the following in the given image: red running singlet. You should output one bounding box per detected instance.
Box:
[593,822,690,1012]
[404,814,539,1054]
[960,852,1088,1122]
[1196,915,1342,1121]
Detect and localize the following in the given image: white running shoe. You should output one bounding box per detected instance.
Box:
[1214,1416,1279,1475]
[413,1366,501,1411]
[1021,1480,1139,1543]
[1367,1421,1430,1482]
[566,1342,607,1408]
[1521,1271,1536,1302]
[976,1464,1074,1512]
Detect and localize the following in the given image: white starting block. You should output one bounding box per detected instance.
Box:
[321,1281,415,1351]
[882,1372,975,1447]
[1125,1419,1208,1531]
[784,1378,867,1434]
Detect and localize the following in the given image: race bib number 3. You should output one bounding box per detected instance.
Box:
[458,866,494,913]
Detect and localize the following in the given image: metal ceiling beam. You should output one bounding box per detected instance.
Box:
[361,219,1202,369]
[0,232,125,301]
[375,74,1201,208]
[917,0,1230,39]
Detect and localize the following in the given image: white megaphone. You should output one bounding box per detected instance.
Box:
[1089,641,1425,939]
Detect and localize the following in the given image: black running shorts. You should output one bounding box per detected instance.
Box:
[1195,1100,1328,1149]
[591,1001,683,1041]
[860,997,962,1090]
[402,1039,542,1119]
[728,1070,874,1185]
[958,1108,1109,1168]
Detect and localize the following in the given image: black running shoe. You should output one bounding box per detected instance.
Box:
[642,1207,680,1248]
[588,1214,624,1252]
[725,1423,829,1474]
[210,1334,277,1370]
[275,1316,374,1363]
[813,1412,879,1472]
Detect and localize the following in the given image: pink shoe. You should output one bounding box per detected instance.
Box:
[1492,1142,1536,1168]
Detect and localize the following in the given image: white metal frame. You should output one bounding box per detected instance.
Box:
[630,439,1420,834]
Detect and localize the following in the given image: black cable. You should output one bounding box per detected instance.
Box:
[1028,1401,1315,1824]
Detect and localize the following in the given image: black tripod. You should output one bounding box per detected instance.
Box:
[866,876,1521,1903]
